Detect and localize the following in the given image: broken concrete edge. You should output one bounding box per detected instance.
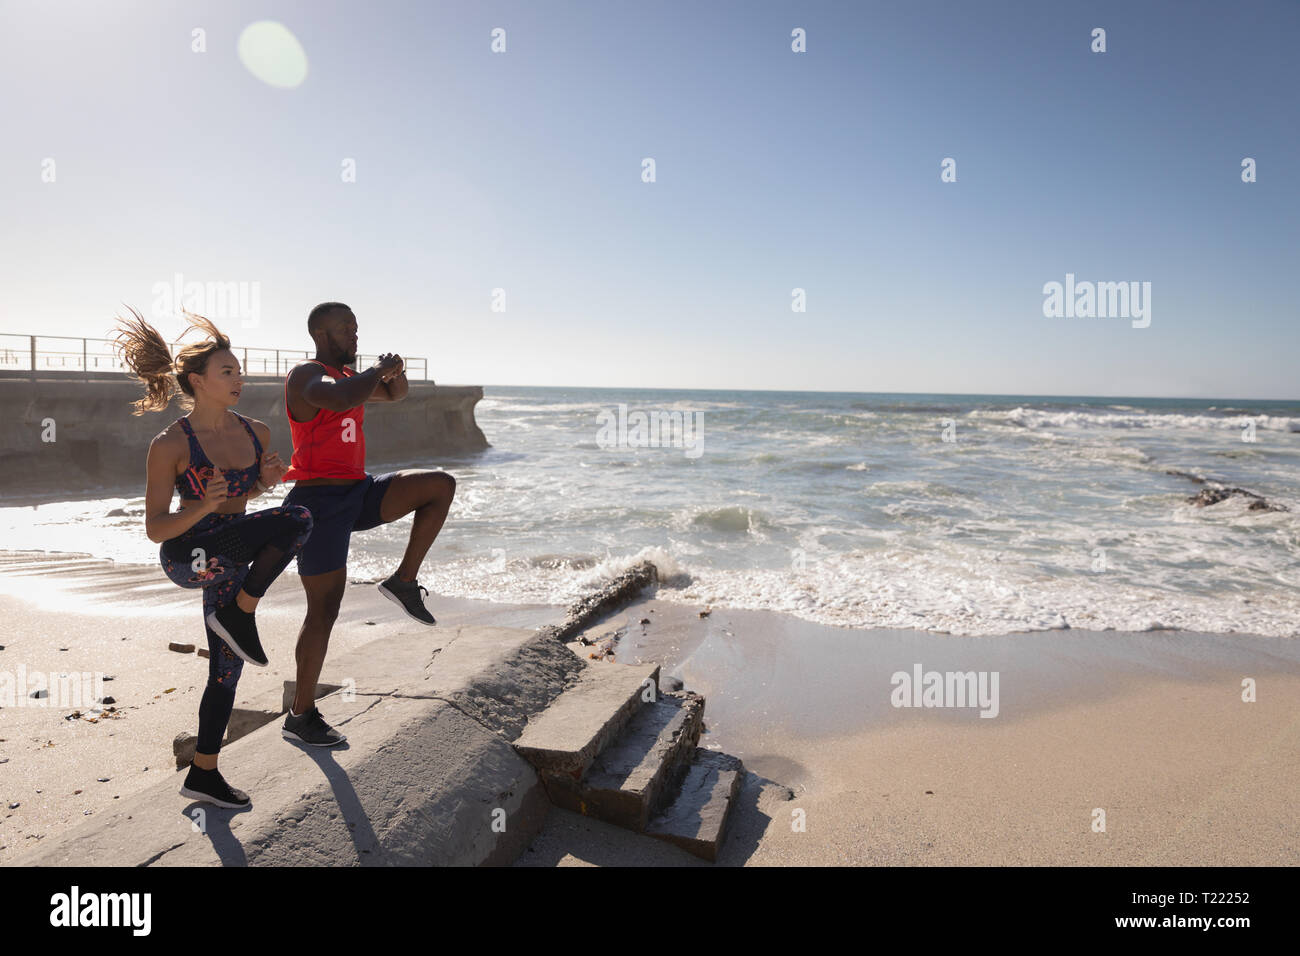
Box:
[545,561,659,643]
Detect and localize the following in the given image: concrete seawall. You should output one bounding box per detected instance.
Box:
[0,373,488,497]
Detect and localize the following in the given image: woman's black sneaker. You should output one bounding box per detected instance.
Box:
[282,706,347,746]
[206,602,269,667]
[179,763,251,809]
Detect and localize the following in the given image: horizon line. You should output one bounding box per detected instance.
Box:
[475,383,1300,404]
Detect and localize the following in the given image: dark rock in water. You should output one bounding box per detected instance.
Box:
[1187,486,1288,512]
[1189,487,1234,506]
[1166,469,1208,485]
[1247,498,1284,511]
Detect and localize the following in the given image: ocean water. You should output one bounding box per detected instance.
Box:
[4,388,1300,637]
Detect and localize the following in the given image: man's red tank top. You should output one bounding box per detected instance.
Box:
[283,360,366,481]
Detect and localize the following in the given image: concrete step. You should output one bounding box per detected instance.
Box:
[543,690,704,831]
[646,748,745,862]
[512,661,660,778]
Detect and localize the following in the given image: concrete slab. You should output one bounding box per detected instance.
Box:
[512,662,660,777]
[646,749,745,862]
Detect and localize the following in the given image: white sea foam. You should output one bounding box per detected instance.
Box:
[966,406,1300,432]
[478,401,608,414]
[649,550,1300,637]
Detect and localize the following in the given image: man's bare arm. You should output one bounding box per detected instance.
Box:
[293,363,386,413]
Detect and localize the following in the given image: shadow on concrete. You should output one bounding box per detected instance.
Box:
[286,740,388,865]
[180,802,250,866]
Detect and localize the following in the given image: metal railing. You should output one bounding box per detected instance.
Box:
[0,334,428,381]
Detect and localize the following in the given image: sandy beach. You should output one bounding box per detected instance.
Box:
[3,549,1297,866]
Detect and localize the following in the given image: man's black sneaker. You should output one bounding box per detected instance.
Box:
[205,601,269,667]
[282,706,347,746]
[179,763,251,809]
[377,572,437,625]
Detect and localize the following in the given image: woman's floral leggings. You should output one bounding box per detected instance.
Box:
[159,506,313,755]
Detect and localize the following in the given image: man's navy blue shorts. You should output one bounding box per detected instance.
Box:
[283,472,399,576]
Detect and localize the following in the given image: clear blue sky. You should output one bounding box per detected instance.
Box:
[1,0,1296,398]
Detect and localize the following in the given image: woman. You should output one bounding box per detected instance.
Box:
[111,308,313,809]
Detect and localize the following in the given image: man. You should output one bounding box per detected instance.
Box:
[279,302,456,746]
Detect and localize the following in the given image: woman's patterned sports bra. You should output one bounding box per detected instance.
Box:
[174,412,263,500]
